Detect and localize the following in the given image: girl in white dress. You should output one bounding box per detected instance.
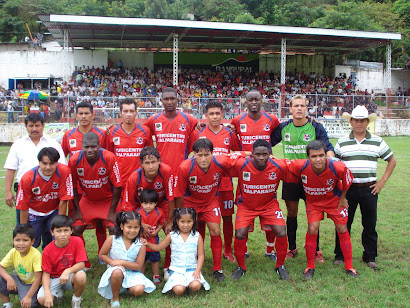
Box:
[141,208,210,295]
[98,211,155,307]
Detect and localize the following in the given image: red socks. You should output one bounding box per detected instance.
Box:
[96,225,107,254]
[265,231,276,253]
[210,235,223,271]
[198,222,206,242]
[338,231,353,270]
[305,233,318,269]
[275,235,288,267]
[234,238,247,270]
[223,217,233,253]
[164,246,171,268]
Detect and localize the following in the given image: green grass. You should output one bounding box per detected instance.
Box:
[0,137,409,307]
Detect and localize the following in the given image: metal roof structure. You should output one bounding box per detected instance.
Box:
[38,14,401,54]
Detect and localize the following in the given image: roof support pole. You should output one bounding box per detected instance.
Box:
[386,43,392,119]
[280,37,286,118]
[63,29,69,83]
[173,33,178,88]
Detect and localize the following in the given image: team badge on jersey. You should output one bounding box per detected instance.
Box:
[304,134,311,141]
[240,124,247,133]
[69,139,76,148]
[77,168,84,176]
[213,173,220,181]
[189,176,197,184]
[136,137,143,145]
[326,179,334,186]
[269,172,277,180]
[52,182,59,189]
[224,138,230,145]
[154,182,163,189]
[301,174,307,184]
[263,124,270,132]
[243,171,251,181]
[284,133,291,142]
[113,137,120,145]
[155,122,162,131]
[32,186,40,194]
[179,124,186,131]
[98,167,106,175]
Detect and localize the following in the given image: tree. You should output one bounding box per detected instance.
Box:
[233,12,263,24]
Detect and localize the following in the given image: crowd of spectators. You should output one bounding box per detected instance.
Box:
[0,65,408,122]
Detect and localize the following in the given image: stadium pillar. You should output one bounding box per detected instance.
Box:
[173,34,178,88]
[386,43,392,119]
[280,37,286,118]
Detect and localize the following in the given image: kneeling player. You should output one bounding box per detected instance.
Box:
[288,140,358,279]
[227,139,295,281]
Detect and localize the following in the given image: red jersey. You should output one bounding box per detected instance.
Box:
[106,123,153,182]
[61,126,106,158]
[16,164,73,214]
[173,155,238,210]
[226,157,295,210]
[189,125,240,191]
[145,111,198,172]
[288,159,353,208]
[123,163,174,212]
[231,112,280,151]
[42,236,88,278]
[68,149,122,202]
[136,207,165,249]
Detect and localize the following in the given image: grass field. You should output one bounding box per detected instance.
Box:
[0,136,409,307]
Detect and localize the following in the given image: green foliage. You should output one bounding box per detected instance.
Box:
[0,10,24,42]
[233,12,263,24]
[392,0,410,28]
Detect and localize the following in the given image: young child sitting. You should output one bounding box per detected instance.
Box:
[0,224,42,308]
[136,189,165,284]
[98,211,155,308]
[37,215,87,308]
[141,208,210,296]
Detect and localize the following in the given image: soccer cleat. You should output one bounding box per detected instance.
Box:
[231,266,246,280]
[245,252,251,259]
[303,268,315,280]
[346,268,359,278]
[315,251,324,263]
[275,265,290,280]
[223,251,236,263]
[265,252,277,262]
[163,268,170,281]
[213,270,226,282]
[286,248,298,259]
[71,297,82,308]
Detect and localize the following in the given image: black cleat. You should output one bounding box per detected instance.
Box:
[245,252,251,259]
[213,270,225,282]
[276,265,290,280]
[346,268,359,278]
[231,266,246,280]
[303,268,315,280]
[265,252,277,262]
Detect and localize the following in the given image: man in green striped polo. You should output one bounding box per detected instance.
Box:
[334,105,396,270]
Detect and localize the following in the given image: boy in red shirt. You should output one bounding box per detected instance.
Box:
[37,215,87,308]
[287,140,358,279]
[136,189,165,284]
[16,147,73,249]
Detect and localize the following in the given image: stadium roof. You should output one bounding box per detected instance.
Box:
[38,14,402,54]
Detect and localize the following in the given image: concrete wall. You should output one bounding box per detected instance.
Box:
[354,67,385,93]
[108,51,154,70]
[1,119,409,144]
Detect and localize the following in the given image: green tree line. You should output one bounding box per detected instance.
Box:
[0,0,408,67]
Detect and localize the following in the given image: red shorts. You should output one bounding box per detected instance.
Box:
[235,201,285,231]
[184,199,221,224]
[306,205,348,225]
[73,197,113,227]
[219,190,235,216]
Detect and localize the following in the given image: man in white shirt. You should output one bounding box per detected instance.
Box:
[4,113,66,224]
